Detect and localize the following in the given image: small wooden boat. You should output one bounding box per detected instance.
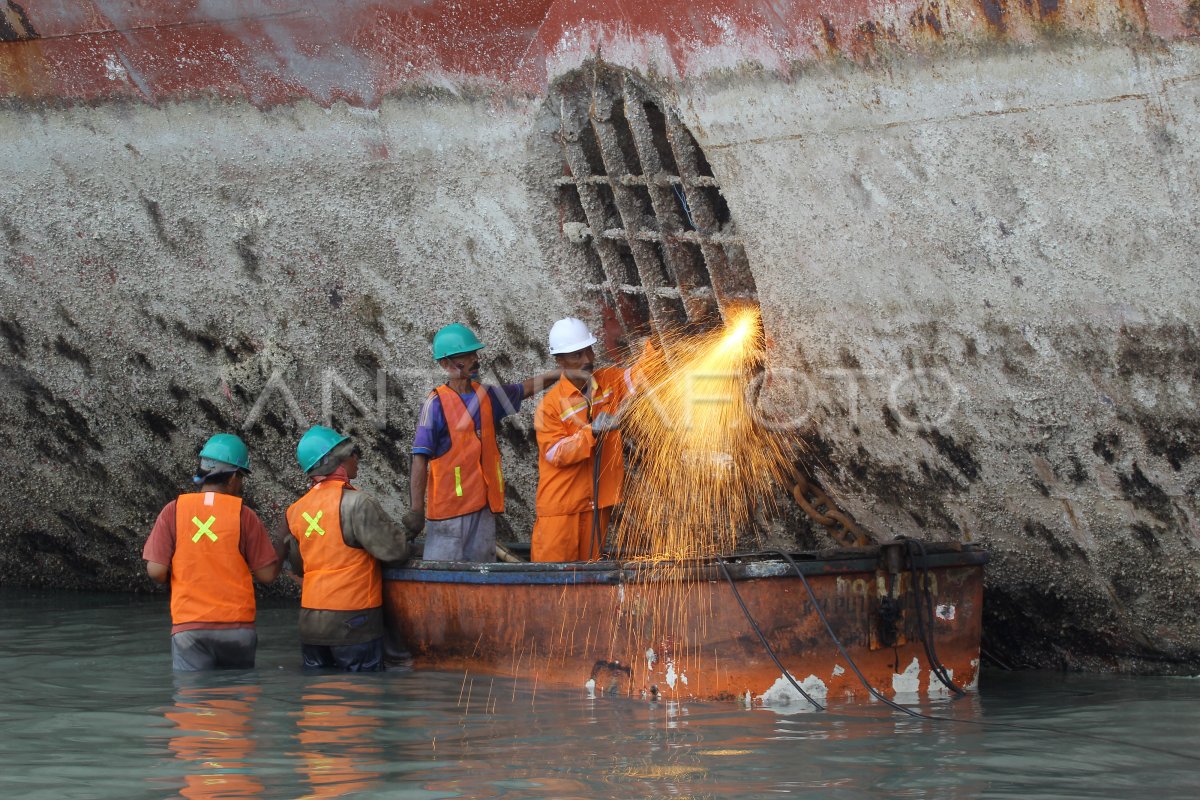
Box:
[383,542,986,706]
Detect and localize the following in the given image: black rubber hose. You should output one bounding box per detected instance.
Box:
[907,538,961,693]
[750,549,1200,762]
[589,432,604,560]
[758,549,931,719]
[900,537,966,697]
[715,556,824,711]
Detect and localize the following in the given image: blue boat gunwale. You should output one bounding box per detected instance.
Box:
[383,545,988,585]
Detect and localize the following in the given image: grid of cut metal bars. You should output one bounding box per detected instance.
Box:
[551,67,757,338]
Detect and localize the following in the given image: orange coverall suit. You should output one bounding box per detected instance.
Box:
[532,347,652,562]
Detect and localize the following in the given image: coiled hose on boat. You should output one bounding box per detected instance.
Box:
[716,552,931,718]
[717,548,1200,762]
[715,556,825,710]
[898,536,966,698]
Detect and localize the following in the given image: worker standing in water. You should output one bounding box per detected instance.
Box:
[532,318,655,562]
[406,323,558,561]
[283,426,410,671]
[143,433,280,670]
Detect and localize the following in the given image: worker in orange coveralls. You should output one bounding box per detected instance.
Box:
[143,433,280,670]
[532,318,655,562]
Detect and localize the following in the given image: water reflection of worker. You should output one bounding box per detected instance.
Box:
[143,433,280,670]
[532,318,654,562]
[165,683,263,799]
[406,323,558,561]
[282,426,410,671]
[294,679,384,797]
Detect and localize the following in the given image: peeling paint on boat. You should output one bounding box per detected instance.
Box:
[892,657,922,695]
[759,673,827,708]
[739,561,792,579]
[927,669,956,698]
[966,660,982,691]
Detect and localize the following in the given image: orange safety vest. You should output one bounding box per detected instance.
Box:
[534,369,630,517]
[171,492,255,626]
[286,481,382,611]
[426,383,505,520]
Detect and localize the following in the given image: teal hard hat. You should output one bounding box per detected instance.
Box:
[432,323,485,360]
[198,433,251,472]
[296,425,349,473]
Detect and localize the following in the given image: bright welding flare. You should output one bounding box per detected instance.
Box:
[596,308,800,683]
[613,307,795,563]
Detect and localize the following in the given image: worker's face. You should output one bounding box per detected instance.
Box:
[555,346,595,383]
[439,351,480,382]
[343,449,360,480]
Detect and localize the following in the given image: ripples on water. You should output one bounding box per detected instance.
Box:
[1,589,1197,799]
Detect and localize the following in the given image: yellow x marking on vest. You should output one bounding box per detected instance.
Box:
[191,515,217,543]
[302,510,325,538]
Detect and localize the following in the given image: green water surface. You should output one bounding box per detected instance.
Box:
[1,588,1197,799]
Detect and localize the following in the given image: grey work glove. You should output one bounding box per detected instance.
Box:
[591,411,621,435]
[401,511,425,540]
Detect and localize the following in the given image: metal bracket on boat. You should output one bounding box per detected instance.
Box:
[789,471,876,548]
[871,541,909,650]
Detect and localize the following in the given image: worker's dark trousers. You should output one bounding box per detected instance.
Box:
[301,638,384,672]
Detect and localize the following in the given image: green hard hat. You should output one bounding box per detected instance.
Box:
[296,425,349,473]
[432,323,484,360]
[198,433,252,472]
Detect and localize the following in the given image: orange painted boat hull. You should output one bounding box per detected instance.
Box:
[383,545,986,705]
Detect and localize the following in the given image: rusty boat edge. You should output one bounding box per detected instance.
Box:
[383,543,988,708]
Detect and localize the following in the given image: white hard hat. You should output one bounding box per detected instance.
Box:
[547,317,597,355]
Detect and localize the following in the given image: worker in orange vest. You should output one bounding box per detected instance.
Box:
[405,323,558,561]
[283,426,411,671]
[532,318,655,562]
[143,433,280,670]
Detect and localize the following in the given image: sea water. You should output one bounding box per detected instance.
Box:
[1,588,1197,799]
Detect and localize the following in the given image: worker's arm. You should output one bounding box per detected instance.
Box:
[252,562,280,584]
[520,369,562,399]
[616,337,662,401]
[145,561,169,584]
[409,454,428,513]
[408,453,428,531]
[536,402,598,467]
[601,337,662,422]
[241,509,281,584]
[342,491,410,564]
[270,518,304,577]
[142,504,176,585]
[408,392,440,529]
[271,519,290,564]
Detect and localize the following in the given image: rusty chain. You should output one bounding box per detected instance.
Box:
[789,471,875,548]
